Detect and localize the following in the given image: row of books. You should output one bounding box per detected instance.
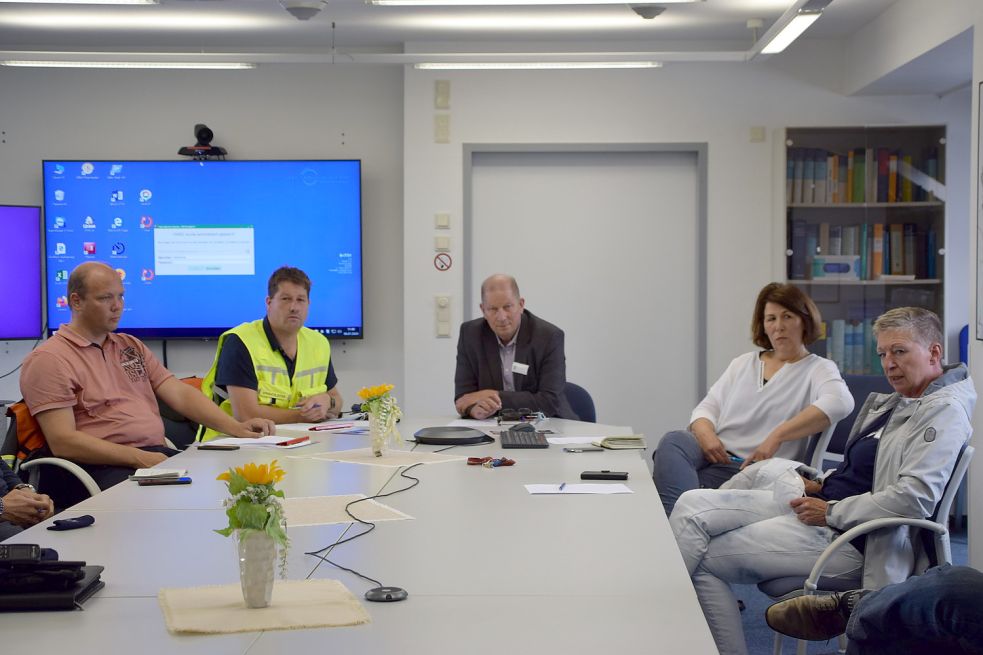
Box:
[824,319,884,376]
[789,220,937,280]
[787,147,940,205]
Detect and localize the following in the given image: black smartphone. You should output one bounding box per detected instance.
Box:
[137,477,192,486]
[0,544,41,562]
[198,444,240,451]
[580,470,629,481]
[563,447,604,453]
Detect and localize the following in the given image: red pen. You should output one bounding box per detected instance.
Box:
[308,422,354,432]
[277,436,310,447]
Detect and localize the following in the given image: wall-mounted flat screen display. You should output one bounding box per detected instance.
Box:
[42,160,362,339]
[0,205,42,340]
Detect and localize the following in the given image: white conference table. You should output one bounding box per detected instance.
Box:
[0,418,717,654]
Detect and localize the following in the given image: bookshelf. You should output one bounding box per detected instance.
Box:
[784,126,946,377]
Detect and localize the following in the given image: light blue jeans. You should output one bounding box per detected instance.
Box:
[671,487,864,655]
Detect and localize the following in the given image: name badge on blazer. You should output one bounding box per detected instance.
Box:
[512,362,529,376]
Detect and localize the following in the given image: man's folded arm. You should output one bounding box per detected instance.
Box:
[34,407,166,469]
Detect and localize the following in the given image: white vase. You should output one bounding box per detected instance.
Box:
[369,412,384,457]
[237,530,276,608]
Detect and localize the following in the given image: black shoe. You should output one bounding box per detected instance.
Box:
[765,590,865,641]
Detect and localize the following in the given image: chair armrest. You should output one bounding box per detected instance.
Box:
[808,421,837,471]
[20,458,102,498]
[804,517,945,594]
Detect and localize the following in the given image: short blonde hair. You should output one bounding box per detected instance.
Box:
[873,307,943,351]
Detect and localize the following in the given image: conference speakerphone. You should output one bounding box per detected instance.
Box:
[412,426,494,446]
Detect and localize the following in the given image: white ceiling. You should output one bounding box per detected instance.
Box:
[0,0,898,54]
[0,0,971,95]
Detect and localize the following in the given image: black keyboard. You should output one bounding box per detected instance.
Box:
[500,429,549,449]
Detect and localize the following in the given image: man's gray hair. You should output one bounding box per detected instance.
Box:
[480,274,520,303]
[873,307,943,350]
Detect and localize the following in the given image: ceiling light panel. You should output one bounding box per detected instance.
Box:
[0,11,269,30]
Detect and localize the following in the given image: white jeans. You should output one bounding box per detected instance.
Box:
[671,478,864,655]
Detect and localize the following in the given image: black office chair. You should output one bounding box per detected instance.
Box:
[564,382,596,423]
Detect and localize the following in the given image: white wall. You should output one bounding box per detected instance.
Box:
[0,64,405,405]
[402,60,964,431]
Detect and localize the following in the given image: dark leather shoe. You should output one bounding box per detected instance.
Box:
[765,593,851,640]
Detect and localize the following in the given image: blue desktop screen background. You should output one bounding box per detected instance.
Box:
[43,160,363,338]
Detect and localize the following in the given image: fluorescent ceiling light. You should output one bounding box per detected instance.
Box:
[0,12,267,29]
[760,11,821,54]
[415,61,662,69]
[0,60,255,69]
[373,0,697,5]
[0,0,157,3]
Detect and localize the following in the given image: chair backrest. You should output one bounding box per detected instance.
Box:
[4,401,49,462]
[803,420,838,471]
[925,443,974,566]
[563,382,596,423]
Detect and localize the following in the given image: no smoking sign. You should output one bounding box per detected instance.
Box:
[434,253,452,271]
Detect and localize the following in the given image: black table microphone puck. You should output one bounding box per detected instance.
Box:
[364,586,408,602]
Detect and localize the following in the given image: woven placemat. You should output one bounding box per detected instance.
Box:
[159,579,371,634]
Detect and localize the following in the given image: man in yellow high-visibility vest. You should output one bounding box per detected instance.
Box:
[200,267,343,440]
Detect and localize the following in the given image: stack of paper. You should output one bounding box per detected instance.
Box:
[207,436,312,449]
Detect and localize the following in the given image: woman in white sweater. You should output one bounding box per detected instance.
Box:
[653,282,854,515]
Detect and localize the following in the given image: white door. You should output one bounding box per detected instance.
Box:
[469,149,702,469]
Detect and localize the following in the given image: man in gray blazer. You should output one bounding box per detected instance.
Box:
[454,274,575,420]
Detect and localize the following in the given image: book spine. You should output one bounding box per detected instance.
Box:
[815,153,828,204]
[901,154,913,202]
[890,224,904,274]
[846,150,855,203]
[863,319,875,375]
[865,147,875,203]
[888,153,898,203]
[871,223,884,280]
[903,223,916,275]
[790,219,807,279]
[927,228,937,278]
[793,150,805,204]
[826,155,836,204]
[829,225,843,256]
[786,149,795,205]
[853,149,866,203]
[859,222,868,280]
[842,225,857,256]
[803,150,815,204]
[876,148,889,203]
[838,158,848,204]
[806,224,819,278]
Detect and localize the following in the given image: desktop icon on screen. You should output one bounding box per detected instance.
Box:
[115,268,126,281]
[54,269,69,282]
[141,268,155,282]
[53,164,65,176]
[83,242,96,255]
[111,242,125,256]
[112,217,123,228]
[81,162,95,176]
[55,296,68,309]
[54,190,65,202]
[54,242,66,256]
[139,189,152,203]
[109,164,123,176]
[111,190,124,203]
[140,216,153,229]
[83,216,96,229]
[53,216,65,229]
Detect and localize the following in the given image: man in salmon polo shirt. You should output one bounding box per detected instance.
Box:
[20,262,275,503]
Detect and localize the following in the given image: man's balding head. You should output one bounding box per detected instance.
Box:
[68,261,117,300]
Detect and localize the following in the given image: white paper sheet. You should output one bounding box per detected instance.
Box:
[524,483,633,495]
[545,436,598,445]
[206,435,314,449]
